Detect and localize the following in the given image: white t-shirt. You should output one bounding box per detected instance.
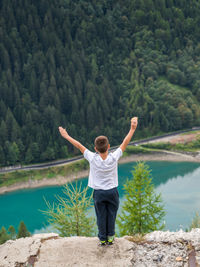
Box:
[83,147,123,190]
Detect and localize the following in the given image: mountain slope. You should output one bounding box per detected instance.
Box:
[0,0,200,166]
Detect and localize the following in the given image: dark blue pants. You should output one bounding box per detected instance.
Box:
[93,187,119,241]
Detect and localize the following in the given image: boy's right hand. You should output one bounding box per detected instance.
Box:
[131,117,138,130]
[59,126,69,138]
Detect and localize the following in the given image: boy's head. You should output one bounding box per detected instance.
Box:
[94,136,109,153]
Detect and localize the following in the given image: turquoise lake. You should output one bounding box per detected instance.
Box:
[0,161,200,234]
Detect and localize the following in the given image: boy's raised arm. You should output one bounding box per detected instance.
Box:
[58,126,86,154]
[120,117,138,152]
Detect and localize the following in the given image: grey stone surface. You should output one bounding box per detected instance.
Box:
[1,230,200,266]
[0,233,59,267]
[35,236,133,267]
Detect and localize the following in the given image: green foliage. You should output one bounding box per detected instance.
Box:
[17,221,31,238]
[0,0,200,167]
[141,142,172,150]
[117,162,165,235]
[8,225,16,240]
[42,182,96,237]
[0,227,9,244]
[189,212,200,231]
[0,222,30,244]
[124,145,151,155]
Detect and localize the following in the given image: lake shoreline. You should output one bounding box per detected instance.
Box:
[0,150,200,195]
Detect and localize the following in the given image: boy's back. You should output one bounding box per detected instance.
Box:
[84,147,122,190]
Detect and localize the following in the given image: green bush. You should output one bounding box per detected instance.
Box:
[141,142,172,150]
[188,212,200,231]
[0,222,30,244]
[125,145,149,155]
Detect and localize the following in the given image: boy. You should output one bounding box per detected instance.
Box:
[58,117,138,245]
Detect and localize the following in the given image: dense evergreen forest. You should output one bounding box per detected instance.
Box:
[0,0,200,167]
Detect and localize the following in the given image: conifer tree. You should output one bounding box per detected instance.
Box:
[42,182,95,237]
[17,221,31,238]
[117,162,165,236]
[189,212,200,230]
[8,225,16,240]
[0,146,5,166]
[0,227,9,244]
[0,120,8,146]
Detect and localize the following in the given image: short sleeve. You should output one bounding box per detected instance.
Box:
[84,149,95,162]
[111,147,123,161]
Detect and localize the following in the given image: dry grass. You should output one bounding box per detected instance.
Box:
[125,234,146,243]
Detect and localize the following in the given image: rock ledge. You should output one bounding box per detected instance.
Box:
[1,229,200,266]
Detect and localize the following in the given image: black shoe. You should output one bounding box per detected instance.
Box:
[107,236,114,245]
[99,240,106,246]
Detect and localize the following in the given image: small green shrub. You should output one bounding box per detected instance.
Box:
[189,212,200,231]
[125,145,150,155]
[141,142,172,150]
[41,182,96,237]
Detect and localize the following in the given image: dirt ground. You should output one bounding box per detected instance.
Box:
[147,131,200,144]
[168,132,200,144]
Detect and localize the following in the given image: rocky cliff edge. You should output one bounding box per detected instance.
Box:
[1,229,200,267]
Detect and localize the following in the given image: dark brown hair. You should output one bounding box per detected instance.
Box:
[94,136,109,153]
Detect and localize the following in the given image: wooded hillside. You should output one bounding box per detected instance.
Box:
[0,0,200,166]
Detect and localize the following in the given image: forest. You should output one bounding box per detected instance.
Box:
[0,0,200,166]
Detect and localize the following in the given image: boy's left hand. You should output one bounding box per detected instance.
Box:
[131,117,138,130]
[59,127,69,138]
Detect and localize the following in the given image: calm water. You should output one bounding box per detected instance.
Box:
[0,161,200,233]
